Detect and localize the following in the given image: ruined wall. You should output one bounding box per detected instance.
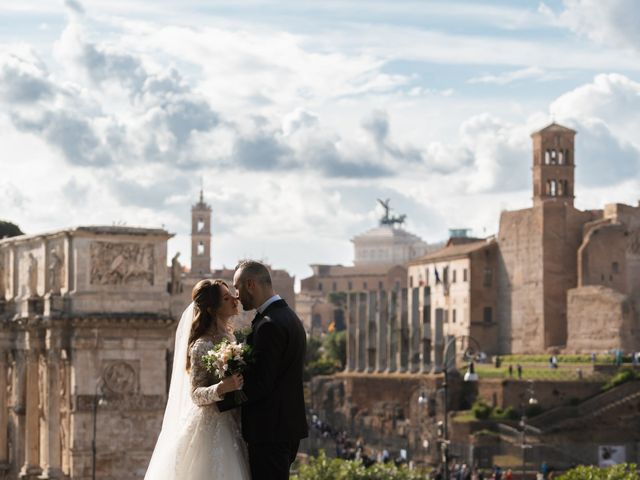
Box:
[497,207,544,353]
[541,202,596,349]
[578,223,627,291]
[566,285,638,353]
[476,379,602,411]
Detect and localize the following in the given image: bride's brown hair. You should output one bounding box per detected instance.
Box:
[187,279,228,371]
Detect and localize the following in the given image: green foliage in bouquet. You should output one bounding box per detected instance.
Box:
[233,327,252,344]
[292,451,429,480]
[557,463,638,480]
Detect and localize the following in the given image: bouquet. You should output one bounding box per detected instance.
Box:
[202,338,252,403]
[234,326,252,344]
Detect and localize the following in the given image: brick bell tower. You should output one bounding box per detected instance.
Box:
[191,188,212,275]
[531,122,576,207]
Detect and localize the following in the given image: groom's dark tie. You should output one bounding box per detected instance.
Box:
[252,310,264,326]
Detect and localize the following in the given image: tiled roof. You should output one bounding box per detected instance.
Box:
[409,238,496,264]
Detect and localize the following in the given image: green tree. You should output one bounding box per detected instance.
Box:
[328,292,347,307]
[323,330,347,369]
[0,220,23,239]
[306,336,323,364]
[292,451,428,480]
[557,463,638,480]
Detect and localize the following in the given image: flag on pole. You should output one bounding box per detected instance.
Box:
[435,267,441,284]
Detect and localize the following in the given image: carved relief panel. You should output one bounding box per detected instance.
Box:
[90,242,155,286]
[102,360,139,395]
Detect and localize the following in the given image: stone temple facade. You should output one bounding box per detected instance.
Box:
[0,226,173,480]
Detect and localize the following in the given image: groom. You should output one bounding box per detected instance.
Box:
[218,260,308,480]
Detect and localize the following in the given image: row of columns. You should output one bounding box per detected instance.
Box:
[3,327,64,480]
[346,287,446,374]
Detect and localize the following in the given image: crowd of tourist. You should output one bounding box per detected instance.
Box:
[309,413,406,467]
[309,412,557,479]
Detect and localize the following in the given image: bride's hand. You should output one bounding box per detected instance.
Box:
[219,373,243,394]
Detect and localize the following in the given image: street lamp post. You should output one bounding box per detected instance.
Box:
[520,380,537,480]
[441,336,482,480]
[417,391,428,462]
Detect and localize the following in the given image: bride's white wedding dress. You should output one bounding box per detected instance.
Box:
[145,304,251,480]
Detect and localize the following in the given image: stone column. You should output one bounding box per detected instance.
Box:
[420,287,432,373]
[409,287,420,373]
[0,351,8,472]
[59,351,71,475]
[433,308,444,373]
[40,329,62,479]
[398,288,409,373]
[346,292,358,372]
[366,292,377,373]
[375,290,388,372]
[12,342,27,473]
[20,337,41,479]
[356,292,367,372]
[386,290,398,373]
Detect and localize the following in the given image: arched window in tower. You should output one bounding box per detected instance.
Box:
[545,150,551,165]
[549,179,557,196]
[563,180,570,196]
[197,241,205,256]
[558,179,564,196]
[558,151,564,164]
[197,218,205,232]
[550,149,557,165]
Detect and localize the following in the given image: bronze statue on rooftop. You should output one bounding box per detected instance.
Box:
[377,198,406,227]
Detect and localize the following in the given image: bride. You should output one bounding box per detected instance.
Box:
[145,279,251,479]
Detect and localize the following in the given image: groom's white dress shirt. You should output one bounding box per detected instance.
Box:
[256,294,282,315]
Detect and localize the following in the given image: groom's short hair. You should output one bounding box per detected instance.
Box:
[236,260,272,286]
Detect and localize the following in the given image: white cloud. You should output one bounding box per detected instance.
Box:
[557,0,640,52]
[2,0,640,282]
[0,48,54,104]
[468,66,560,85]
[550,73,640,146]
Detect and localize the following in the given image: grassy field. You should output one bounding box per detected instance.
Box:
[474,364,607,381]
[498,354,617,364]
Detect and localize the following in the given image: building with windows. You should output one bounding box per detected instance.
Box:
[407,236,499,355]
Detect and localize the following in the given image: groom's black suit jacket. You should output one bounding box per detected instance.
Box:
[218,299,308,444]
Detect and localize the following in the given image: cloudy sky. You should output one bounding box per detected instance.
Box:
[1,0,640,284]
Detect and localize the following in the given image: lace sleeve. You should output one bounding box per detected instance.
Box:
[189,339,224,406]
